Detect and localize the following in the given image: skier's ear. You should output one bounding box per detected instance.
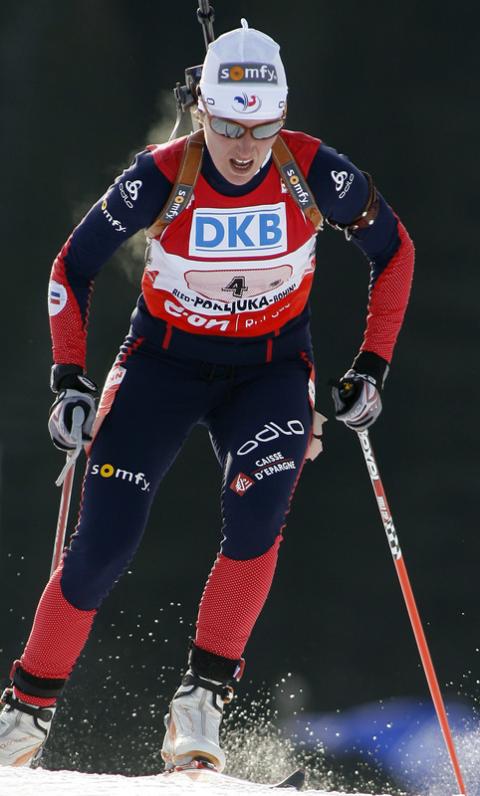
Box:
[193,107,205,128]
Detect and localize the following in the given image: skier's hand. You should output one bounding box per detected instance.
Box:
[48,365,98,451]
[331,369,382,431]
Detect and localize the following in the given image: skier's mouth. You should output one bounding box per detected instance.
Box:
[230,158,254,173]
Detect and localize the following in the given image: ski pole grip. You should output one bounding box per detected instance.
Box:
[71,405,85,447]
[54,406,85,487]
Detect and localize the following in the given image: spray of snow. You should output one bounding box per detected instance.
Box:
[221,685,404,795]
[117,90,187,283]
[422,726,480,796]
[3,565,478,794]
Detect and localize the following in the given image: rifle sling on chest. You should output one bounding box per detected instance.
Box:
[145,129,324,239]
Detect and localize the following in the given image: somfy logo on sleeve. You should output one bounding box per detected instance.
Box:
[189,203,287,258]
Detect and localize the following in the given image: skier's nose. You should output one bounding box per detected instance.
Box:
[236,133,255,156]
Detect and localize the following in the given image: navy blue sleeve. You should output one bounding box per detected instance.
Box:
[306,143,400,279]
[55,149,173,332]
[305,141,414,368]
[64,150,172,283]
[50,150,173,366]
[306,144,369,223]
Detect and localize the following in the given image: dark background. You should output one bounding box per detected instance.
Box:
[1,0,478,789]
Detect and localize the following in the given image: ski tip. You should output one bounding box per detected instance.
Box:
[272,768,305,790]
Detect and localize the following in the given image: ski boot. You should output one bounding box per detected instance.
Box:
[0,688,56,767]
[161,643,244,773]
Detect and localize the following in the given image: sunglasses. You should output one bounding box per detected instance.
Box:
[205,111,285,140]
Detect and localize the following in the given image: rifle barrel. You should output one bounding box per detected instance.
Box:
[197,0,215,50]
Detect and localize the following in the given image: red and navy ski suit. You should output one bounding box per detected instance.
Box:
[14,131,414,704]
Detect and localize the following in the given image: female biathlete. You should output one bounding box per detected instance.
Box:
[0,20,414,770]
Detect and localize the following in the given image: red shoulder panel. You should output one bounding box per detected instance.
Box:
[147,135,188,183]
[279,129,322,175]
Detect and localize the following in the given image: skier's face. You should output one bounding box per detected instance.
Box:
[203,113,283,185]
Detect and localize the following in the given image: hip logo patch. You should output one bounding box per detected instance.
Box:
[230,472,255,496]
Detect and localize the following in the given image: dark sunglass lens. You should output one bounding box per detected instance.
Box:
[210,117,245,139]
[252,121,284,140]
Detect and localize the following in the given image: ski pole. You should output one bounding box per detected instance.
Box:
[357,430,467,795]
[50,406,85,576]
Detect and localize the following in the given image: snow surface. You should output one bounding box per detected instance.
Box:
[0,767,394,796]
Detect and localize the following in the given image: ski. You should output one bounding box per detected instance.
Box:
[161,759,305,790]
[273,768,305,789]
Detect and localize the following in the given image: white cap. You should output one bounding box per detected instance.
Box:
[198,19,288,121]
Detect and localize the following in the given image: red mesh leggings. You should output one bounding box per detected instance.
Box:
[15,566,96,706]
[16,536,281,704]
[195,535,282,659]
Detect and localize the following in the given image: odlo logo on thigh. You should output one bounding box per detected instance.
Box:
[236,420,305,456]
[90,462,150,492]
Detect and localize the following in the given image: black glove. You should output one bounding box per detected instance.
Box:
[48,365,98,451]
[331,352,389,432]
